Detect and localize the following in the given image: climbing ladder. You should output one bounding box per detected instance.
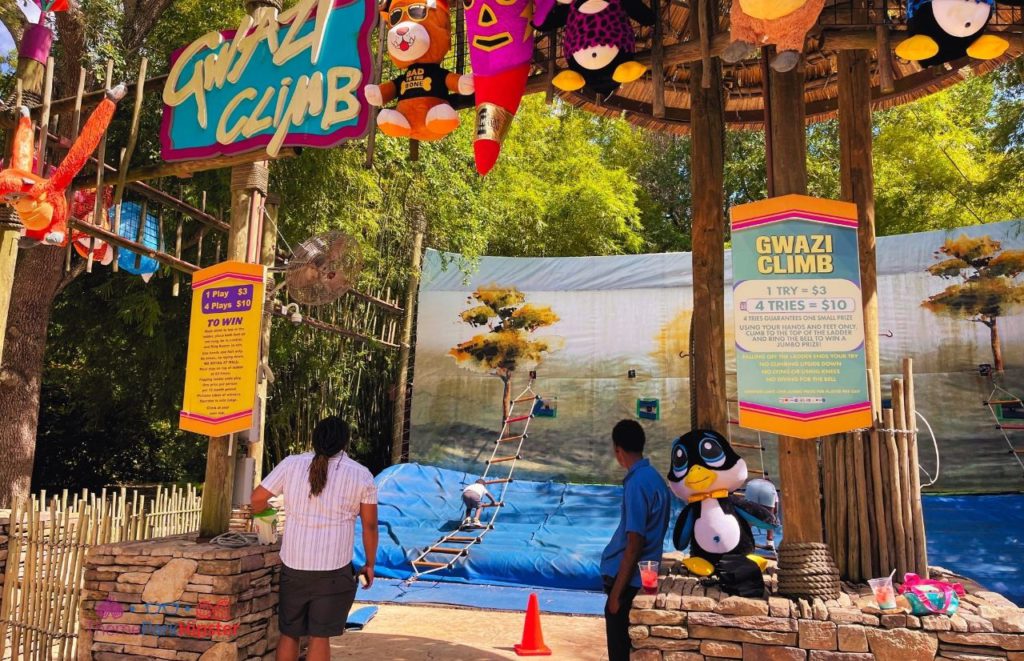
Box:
[409,381,540,580]
[983,382,1024,477]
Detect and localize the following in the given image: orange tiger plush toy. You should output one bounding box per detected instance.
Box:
[364,0,473,141]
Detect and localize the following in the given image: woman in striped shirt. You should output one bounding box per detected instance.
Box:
[252,417,379,661]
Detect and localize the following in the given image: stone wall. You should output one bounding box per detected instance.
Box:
[78,537,281,661]
[629,566,1024,661]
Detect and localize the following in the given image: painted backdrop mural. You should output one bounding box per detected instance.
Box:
[411,219,1024,492]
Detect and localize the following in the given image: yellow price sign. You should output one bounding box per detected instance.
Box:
[179,261,266,436]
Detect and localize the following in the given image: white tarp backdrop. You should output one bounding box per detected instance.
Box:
[410,220,1024,492]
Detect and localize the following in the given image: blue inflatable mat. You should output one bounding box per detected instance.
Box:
[356,578,605,615]
[353,463,1024,607]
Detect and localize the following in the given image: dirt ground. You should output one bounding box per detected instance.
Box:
[330,603,607,660]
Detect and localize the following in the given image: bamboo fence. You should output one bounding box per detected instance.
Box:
[0,484,201,661]
[822,358,929,583]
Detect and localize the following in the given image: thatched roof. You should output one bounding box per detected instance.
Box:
[514,0,1024,132]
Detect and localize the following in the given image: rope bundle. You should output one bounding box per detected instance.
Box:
[776,542,841,599]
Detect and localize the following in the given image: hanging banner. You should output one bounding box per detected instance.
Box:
[161,0,374,162]
[180,261,266,436]
[731,194,871,439]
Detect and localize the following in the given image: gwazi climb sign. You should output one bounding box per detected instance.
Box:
[180,262,266,436]
[161,0,375,161]
[731,195,871,439]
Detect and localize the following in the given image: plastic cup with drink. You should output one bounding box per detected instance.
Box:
[868,575,897,610]
[638,560,660,594]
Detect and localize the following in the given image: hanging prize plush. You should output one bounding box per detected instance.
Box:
[70,188,114,266]
[465,0,535,174]
[116,201,160,282]
[2,86,125,246]
[533,0,654,97]
[364,0,474,141]
[721,0,826,72]
[667,430,779,578]
[895,0,1008,67]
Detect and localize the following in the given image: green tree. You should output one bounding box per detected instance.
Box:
[923,234,1024,372]
[449,286,559,421]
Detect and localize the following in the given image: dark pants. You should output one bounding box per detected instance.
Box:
[279,564,357,638]
[603,576,640,661]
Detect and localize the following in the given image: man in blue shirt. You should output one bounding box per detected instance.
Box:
[601,419,671,661]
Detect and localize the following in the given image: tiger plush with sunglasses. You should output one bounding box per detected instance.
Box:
[364,0,474,140]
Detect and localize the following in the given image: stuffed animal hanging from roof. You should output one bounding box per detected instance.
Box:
[721,0,826,72]
[667,430,779,579]
[895,0,1009,67]
[364,0,474,141]
[533,0,655,98]
[2,85,126,246]
[465,0,535,174]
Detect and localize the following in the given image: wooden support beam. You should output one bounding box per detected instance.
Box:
[688,6,728,433]
[391,211,426,465]
[839,49,881,389]
[768,63,827,550]
[67,218,198,274]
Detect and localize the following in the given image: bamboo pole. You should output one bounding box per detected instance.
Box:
[110,57,148,273]
[88,60,115,275]
[65,67,86,273]
[883,407,907,578]
[891,378,915,576]
[843,432,860,581]
[903,359,928,577]
[853,427,873,580]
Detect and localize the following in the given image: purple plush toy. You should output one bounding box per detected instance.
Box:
[534,0,654,97]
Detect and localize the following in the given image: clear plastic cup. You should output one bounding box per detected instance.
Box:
[868,576,897,609]
[638,561,660,594]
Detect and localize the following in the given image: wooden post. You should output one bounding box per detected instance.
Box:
[250,194,279,484]
[903,358,928,577]
[838,49,880,385]
[767,63,827,549]
[199,2,279,538]
[391,210,426,465]
[199,160,270,538]
[688,0,728,433]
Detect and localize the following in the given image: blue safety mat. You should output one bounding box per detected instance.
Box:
[922,494,1024,606]
[355,578,606,615]
[353,463,1024,609]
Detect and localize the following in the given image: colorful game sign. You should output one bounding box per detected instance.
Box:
[161,0,375,162]
[731,195,871,439]
[180,262,266,436]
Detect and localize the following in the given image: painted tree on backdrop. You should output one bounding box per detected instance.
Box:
[923,235,1024,372]
[449,286,559,422]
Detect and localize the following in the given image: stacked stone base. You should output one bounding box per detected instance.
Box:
[629,565,1024,661]
[79,537,281,660]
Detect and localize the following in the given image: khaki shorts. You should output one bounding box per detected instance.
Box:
[278,564,357,638]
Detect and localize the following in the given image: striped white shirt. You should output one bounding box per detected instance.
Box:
[261,451,377,571]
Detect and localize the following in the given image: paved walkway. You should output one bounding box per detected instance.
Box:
[330,604,607,660]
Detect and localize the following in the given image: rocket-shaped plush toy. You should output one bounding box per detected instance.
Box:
[465,0,536,175]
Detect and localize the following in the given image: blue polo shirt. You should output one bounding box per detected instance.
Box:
[600,458,671,587]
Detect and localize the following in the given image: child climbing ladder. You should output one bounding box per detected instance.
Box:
[409,380,540,580]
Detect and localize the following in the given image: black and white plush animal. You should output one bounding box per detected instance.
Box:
[667,430,778,577]
[895,0,1010,67]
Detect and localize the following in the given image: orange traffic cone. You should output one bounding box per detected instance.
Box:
[514,593,552,656]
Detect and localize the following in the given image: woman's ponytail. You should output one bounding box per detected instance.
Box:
[308,416,350,497]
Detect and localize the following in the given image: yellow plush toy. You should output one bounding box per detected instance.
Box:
[722,0,826,72]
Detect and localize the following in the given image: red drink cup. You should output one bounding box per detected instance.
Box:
[638,561,660,594]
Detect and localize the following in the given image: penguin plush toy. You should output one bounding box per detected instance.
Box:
[895,0,1011,67]
[667,430,779,579]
